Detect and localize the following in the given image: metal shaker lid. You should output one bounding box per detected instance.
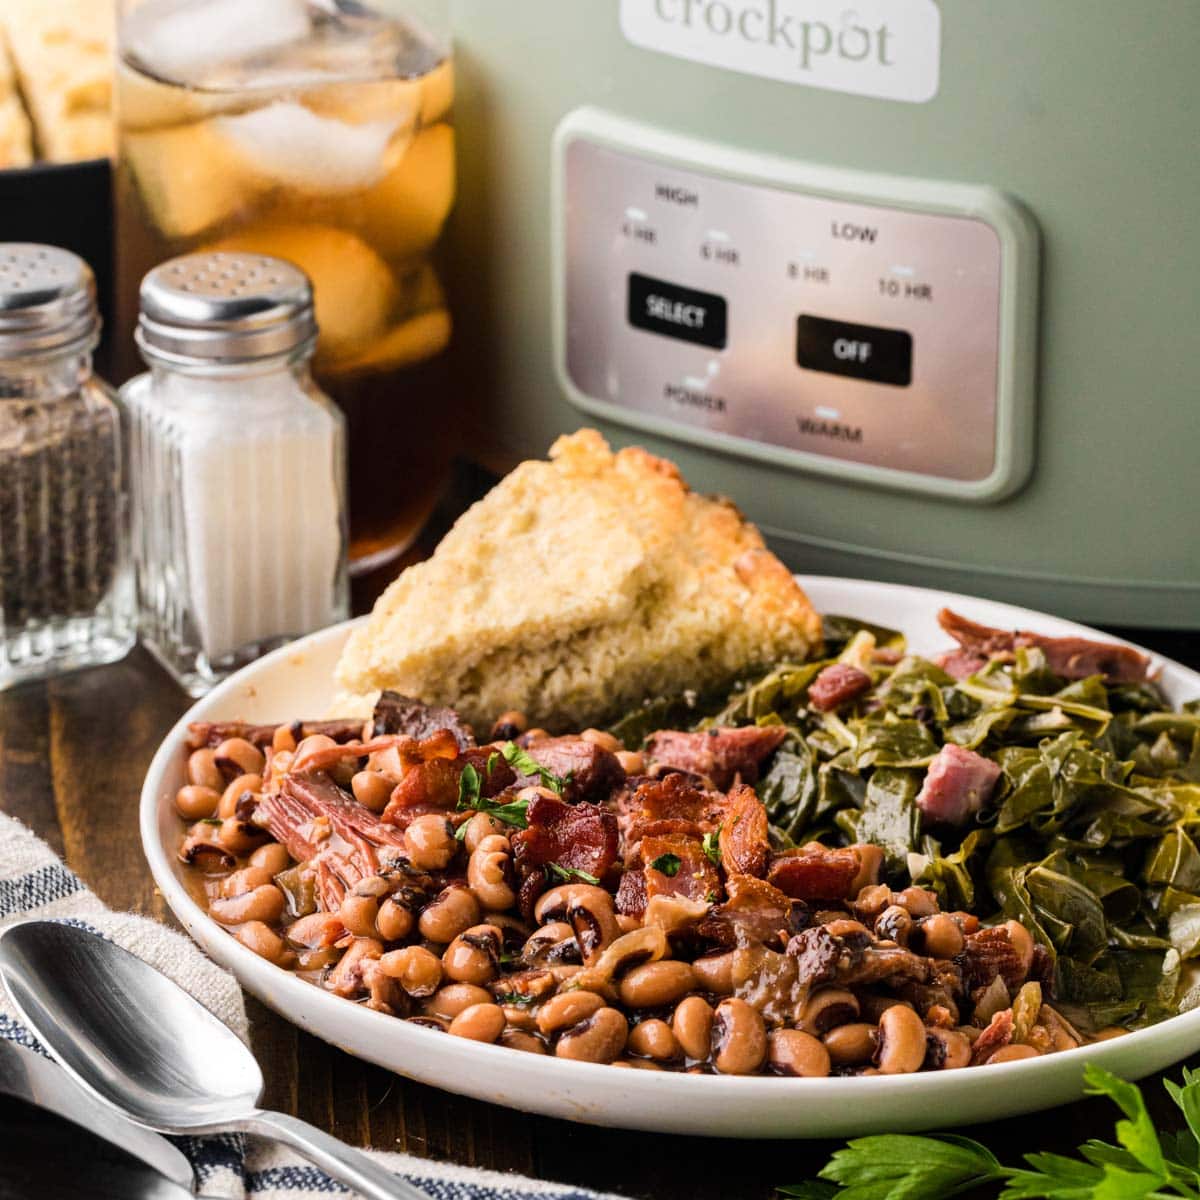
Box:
[0,244,100,356]
[136,252,318,367]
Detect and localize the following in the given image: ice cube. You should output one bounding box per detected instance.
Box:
[353,124,455,261]
[123,121,264,239]
[204,224,398,364]
[122,0,311,85]
[215,101,410,195]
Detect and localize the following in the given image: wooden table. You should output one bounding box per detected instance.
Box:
[2,485,1198,1196]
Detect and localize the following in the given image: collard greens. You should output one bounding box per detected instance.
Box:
[613,618,1200,1031]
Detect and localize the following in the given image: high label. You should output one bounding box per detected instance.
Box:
[619,0,941,103]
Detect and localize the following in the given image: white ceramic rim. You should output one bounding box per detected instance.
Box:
[140,576,1200,1137]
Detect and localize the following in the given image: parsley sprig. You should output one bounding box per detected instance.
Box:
[455,754,531,833]
[781,1065,1200,1200]
[499,741,566,794]
[547,862,600,885]
[701,828,721,867]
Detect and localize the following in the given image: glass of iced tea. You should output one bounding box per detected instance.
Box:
[115,0,456,572]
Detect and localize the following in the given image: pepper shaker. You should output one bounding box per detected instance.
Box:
[0,245,135,688]
[121,252,348,695]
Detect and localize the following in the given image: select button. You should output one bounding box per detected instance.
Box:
[797,314,912,386]
[628,272,727,350]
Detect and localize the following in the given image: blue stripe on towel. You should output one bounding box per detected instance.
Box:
[0,862,85,916]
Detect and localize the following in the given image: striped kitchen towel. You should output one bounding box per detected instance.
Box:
[0,812,626,1200]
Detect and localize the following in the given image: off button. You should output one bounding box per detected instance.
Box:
[628,272,727,350]
[797,314,912,386]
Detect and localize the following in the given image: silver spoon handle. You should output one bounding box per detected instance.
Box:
[243,1109,427,1200]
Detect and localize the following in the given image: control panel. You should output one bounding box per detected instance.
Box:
[552,109,1039,501]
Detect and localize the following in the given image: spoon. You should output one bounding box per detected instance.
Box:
[0,920,427,1200]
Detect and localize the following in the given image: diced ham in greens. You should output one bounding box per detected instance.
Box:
[916,743,1001,827]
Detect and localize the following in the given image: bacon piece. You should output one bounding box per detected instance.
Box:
[718,784,770,878]
[916,743,1000,827]
[511,794,619,883]
[642,833,721,905]
[808,664,872,712]
[767,844,862,901]
[970,1008,1014,1065]
[381,745,514,824]
[259,773,409,910]
[187,717,364,751]
[617,773,728,859]
[785,926,843,988]
[370,691,475,750]
[615,868,649,918]
[960,925,1029,994]
[938,608,1150,683]
[698,875,799,947]
[514,737,625,803]
[645,726,788,789]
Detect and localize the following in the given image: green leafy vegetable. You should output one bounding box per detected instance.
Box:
[546,863,600,885]
[780,1066,1200,1199]
[608,608,1197,1029]
[649,853,681,878]
[499,741,565,794]
[701,829,722,867]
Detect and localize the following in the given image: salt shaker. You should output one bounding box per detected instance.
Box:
[0,244,135,688]
[122,252,348,695]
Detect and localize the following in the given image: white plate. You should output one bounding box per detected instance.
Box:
[141,577,1200,1138]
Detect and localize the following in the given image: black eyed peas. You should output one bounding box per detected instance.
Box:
[712,999,767,1075]
[555,1007,628,1063]
[627,1019,680,1062]
[617,961,697,1009]
[919,912,965,959]
[875,1005,928,1074]
[443,925,503,985]
[823,1022,877,1067]
[672,996,714,1061]
[418,886,480,944]
[380,945,443,997]
[219,774,261,819]
[351,770,393,813]
[210,884,285,926]
[767,1029,831,1078]
[449,1003,506,1043]
[425,983,493,1021]
[467,835,516,911]
[183,712,1106,1080]
[187,747,225,792]
[175,784,221,820]
[214,737,265,779]
[405,813,458,871]
[376,897,415,942]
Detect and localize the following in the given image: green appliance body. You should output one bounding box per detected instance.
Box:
[443,0,1199,627]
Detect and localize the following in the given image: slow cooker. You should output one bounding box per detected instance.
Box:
[443,0,1199,627]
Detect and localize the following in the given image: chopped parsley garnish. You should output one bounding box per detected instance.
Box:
[455,755,530,829]
[493,991,536,1007]
[500,741,566,795]
[649,853,682,877]
[546,862,600,885]
[701,828,722,867]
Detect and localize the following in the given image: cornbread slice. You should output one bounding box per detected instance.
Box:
[0,32,32,169]
[1,0,114,162]
[335,429,822,733]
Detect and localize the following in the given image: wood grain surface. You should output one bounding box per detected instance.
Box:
[2,474,1198,1197]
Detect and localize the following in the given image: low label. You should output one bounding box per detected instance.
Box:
[619,0,941,103]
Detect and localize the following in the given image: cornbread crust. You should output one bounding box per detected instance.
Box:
[0,31,32,169]
[335,429,822,732]
[1,0,114,163]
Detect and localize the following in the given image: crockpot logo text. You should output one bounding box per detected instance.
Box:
[620,0,941,103]
[650,0,895,72]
